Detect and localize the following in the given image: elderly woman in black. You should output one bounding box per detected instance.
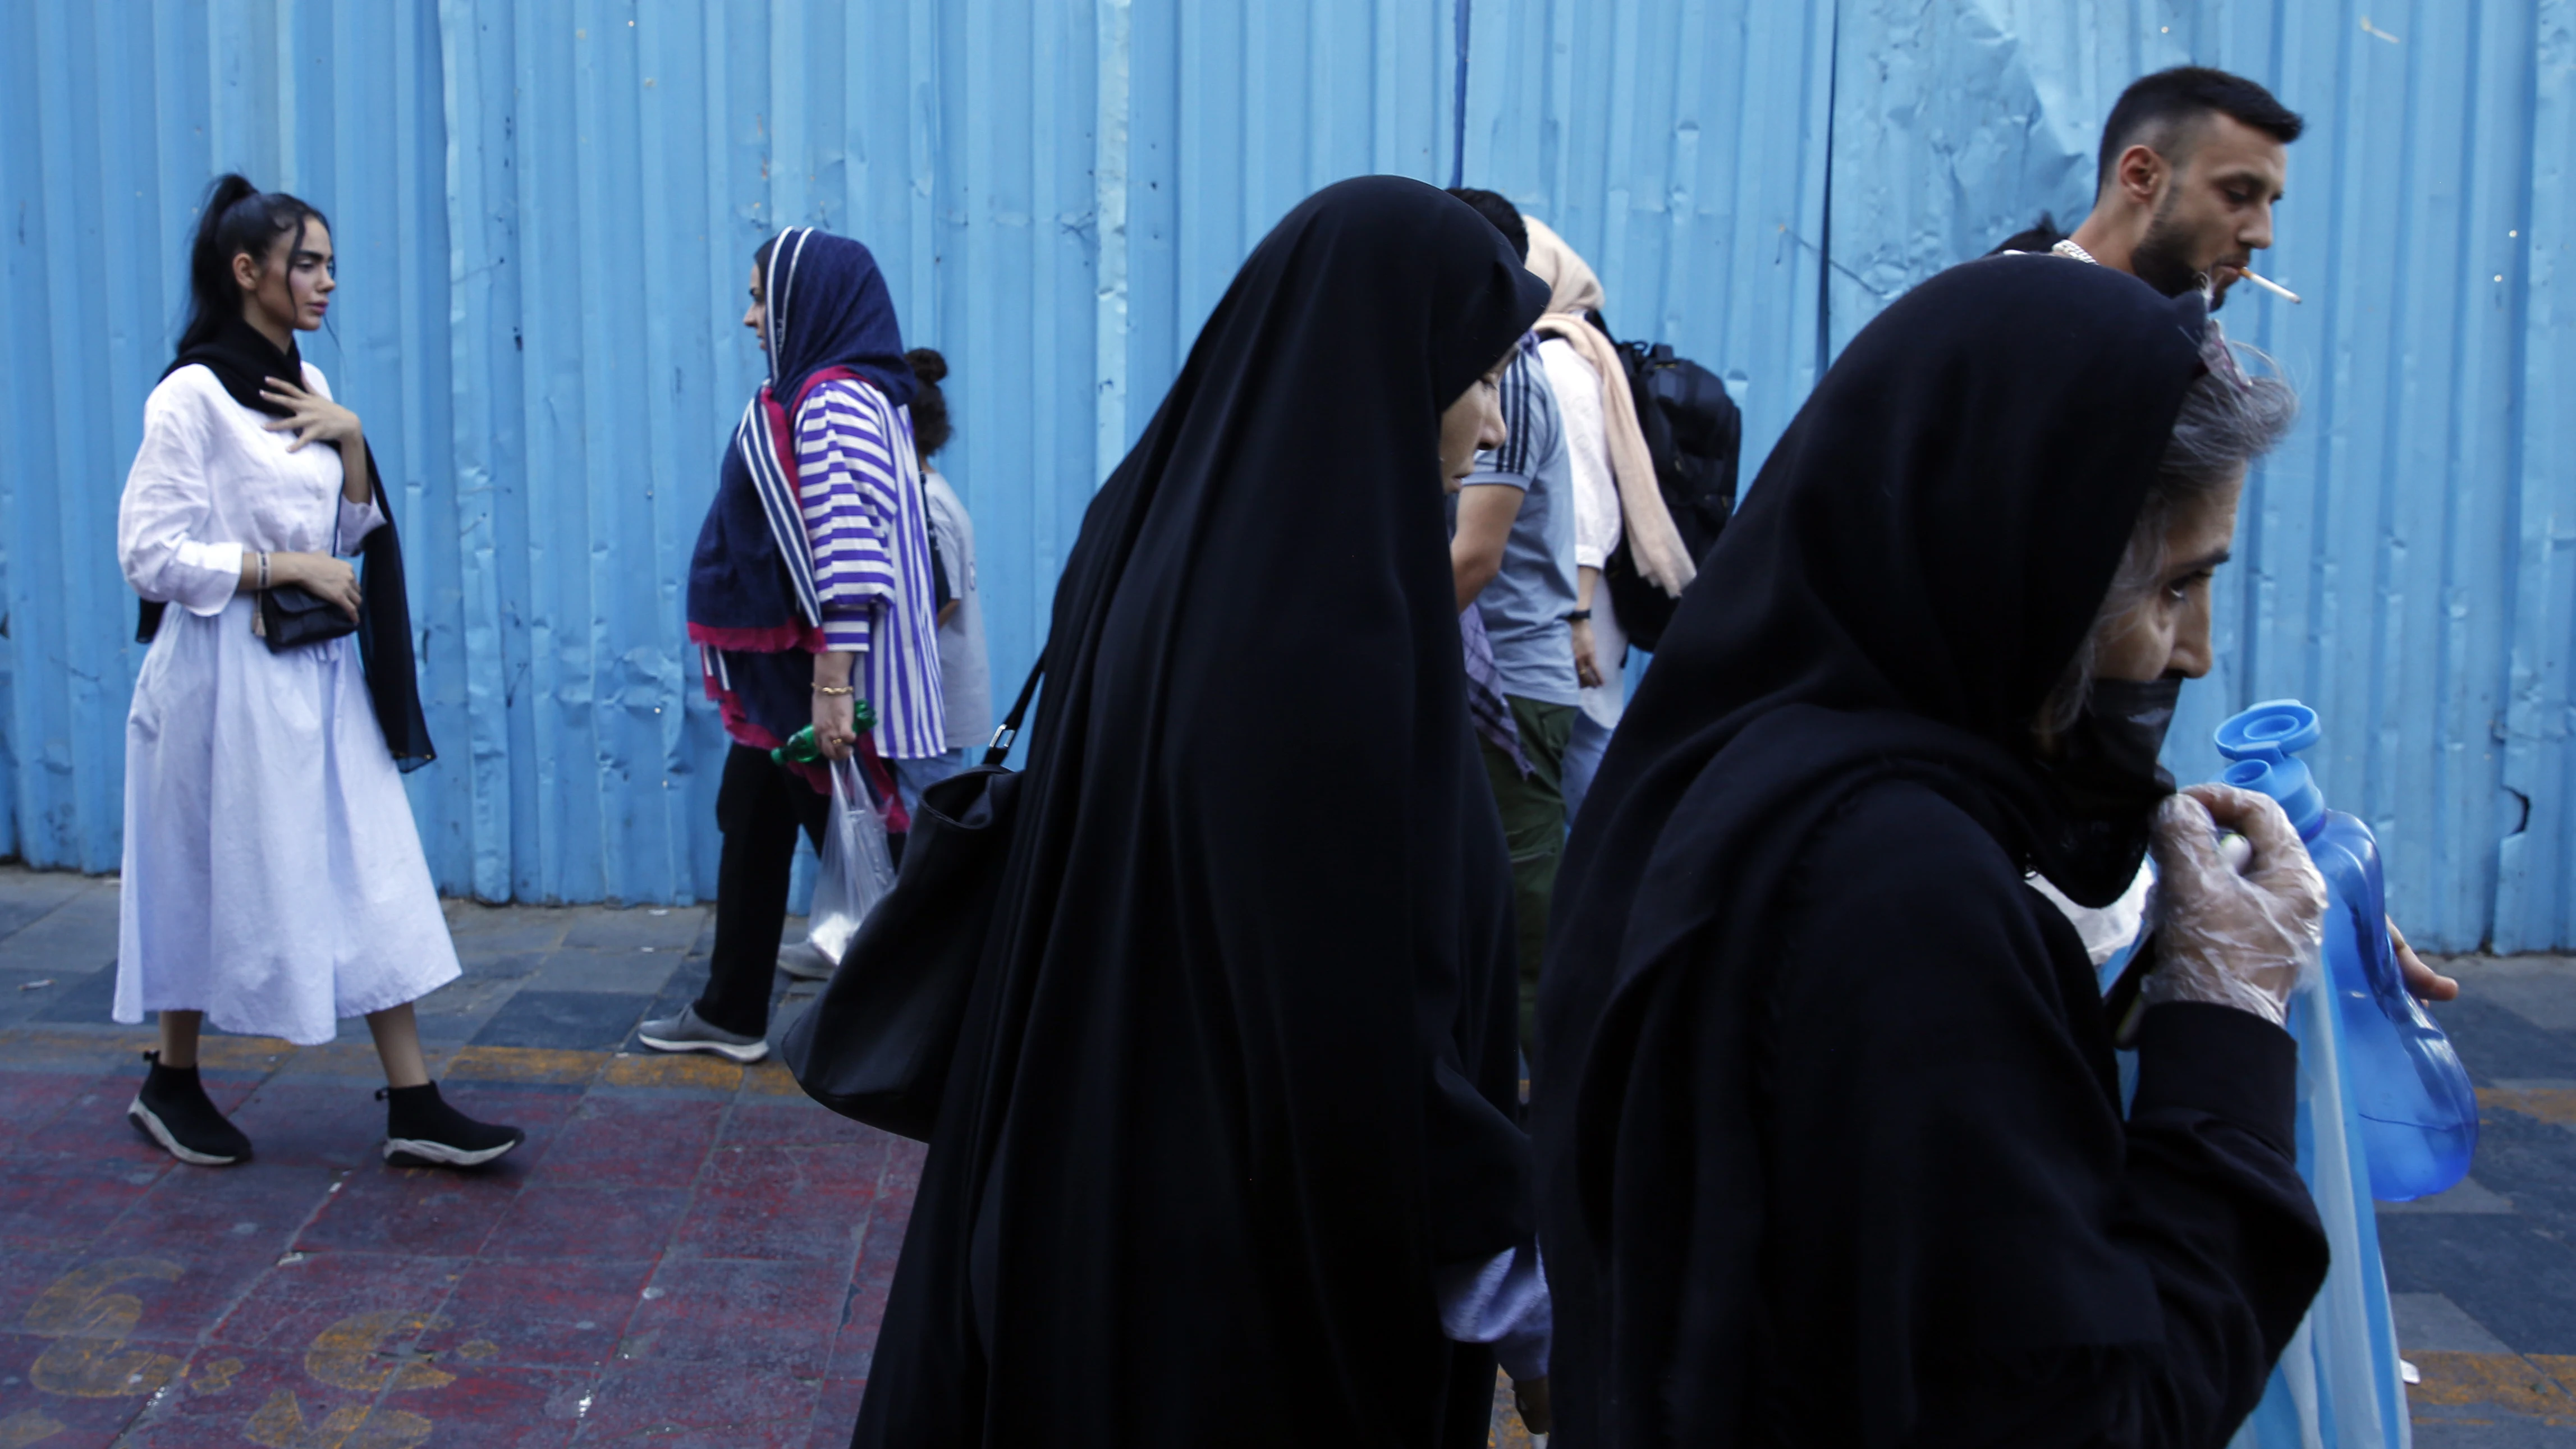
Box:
[1535,256,2329,1445]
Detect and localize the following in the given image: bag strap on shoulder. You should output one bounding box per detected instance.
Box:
[983,655,1045,767]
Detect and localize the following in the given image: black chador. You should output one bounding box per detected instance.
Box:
[853,177,1550,1448]
[1535,257,2329,1446]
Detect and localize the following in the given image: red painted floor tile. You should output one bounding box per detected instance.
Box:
[63,1242,278,1348]
[70,1164,339,1343]
[111,1161,340,1247]
[0,1351,164,1449]
[828,1143,916,1381]
[0,1251,79,1335]
[0,1155,161,1255]
[292,1160,522,1258]
[485,1185,691,1260]
[717,1100,886,1151]
[415,1257,654,1373]
[208,1249,464,1356]
[373,1362,591,1448]
[12,1066,267,1162]
[806,1377,868,1448]
[117,1344,417,1448]
[227,1079,401,1168]
[0,1070,105,1150]
[568,1360,820,1446]
[673,1147,877,1263]
[529,1096,726,1191]
[620,1260,845,1377]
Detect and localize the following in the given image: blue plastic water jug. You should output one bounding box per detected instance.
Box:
[2211,700,2478,1201]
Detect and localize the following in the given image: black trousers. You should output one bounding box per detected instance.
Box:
[696,744,828,1038]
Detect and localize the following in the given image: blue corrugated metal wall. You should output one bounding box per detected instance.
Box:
[2,1,2568,948]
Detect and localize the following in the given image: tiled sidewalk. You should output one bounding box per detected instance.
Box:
[2382,952,2576,1445]
[10,868,2568,1445]
[0,870,1542,1448]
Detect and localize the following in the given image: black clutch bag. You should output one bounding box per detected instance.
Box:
[778,661,1044,1141]
[258,584,360,652]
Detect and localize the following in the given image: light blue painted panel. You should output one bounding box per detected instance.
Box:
[1459,0,1838,476]
[1,0,2568,946]
[1821,0,2570,948]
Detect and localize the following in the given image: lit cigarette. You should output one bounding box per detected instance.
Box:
[2235,266,2302,304]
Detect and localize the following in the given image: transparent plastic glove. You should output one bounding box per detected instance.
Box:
[2142,783,2327,1028]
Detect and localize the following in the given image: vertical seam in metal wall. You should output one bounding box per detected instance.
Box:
[1095,0,1131,487]
[1814,0,1840,377]
[275,0,298,192]
[1451,0,1473,188]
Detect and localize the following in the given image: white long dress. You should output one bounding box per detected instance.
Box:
[114,363,459,1046]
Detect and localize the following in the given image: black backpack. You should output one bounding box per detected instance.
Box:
[1602,340,1741,650]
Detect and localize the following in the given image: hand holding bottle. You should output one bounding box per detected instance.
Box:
[2143,783,2327,1027]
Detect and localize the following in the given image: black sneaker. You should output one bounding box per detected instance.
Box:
[128,1051,253,1166]
[378,1083,526,1168]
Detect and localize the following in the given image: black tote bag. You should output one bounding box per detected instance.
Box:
[778,660,1043,1141]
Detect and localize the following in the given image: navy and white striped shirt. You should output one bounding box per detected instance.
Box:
[794,377,947,760]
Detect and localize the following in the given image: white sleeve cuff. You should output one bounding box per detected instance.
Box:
[1433,1240,1552,1381]
[336,494,386,554]
[169,540,246,617]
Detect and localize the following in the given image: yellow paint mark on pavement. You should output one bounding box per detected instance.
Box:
[193,1356,245,1392]
[2481,1086,2576,1127]
[304,1310,454,1393]
[195,1035,300,1069]
[22,1258,185,1398]
[0,1027,829,1104]
[439,1045,602,1085]
[603,1052,741,1092]
[744,1059,807,1096]
[245,1390,436,1449]
[1488,1368,1538,1448]
[0,1029,157,1069]
[0,1409,66,1448]
[2408,1351,2576,1423]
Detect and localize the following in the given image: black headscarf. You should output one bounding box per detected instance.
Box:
[1535,257,2325,1441]
[146,317,433,770]
[853,176,1548,1448]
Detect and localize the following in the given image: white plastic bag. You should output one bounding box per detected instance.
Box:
[805,756,899,967]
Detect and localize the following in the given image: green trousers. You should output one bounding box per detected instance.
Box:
[1479,694,1576,1050]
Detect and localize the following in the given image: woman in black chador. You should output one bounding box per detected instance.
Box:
[852,177,1551,1447]
[1535,256,2332,1445]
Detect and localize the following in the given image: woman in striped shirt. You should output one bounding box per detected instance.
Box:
[645,227,943,1063]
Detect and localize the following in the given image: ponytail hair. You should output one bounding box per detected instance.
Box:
[905,347,952,460]
[180,173,330,354]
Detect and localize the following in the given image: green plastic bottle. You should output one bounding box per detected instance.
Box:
[771,699,878,765]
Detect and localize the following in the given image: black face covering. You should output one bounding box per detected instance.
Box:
[2037,674,2184,904]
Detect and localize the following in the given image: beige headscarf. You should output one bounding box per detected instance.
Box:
[1521,217,1695,597]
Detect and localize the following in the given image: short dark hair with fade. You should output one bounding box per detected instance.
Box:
[2096,66,2304,192]
[1446,187,1528,262]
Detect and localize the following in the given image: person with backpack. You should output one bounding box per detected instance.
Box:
[1515,217,1685,824]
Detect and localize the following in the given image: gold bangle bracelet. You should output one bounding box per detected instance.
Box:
[811,684,855,696]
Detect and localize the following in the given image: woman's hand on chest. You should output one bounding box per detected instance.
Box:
[258,375,363,452]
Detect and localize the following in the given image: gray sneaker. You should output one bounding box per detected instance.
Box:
[776,939,836,981]
[636,1005,769,1064]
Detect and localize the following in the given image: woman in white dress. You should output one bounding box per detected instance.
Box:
[114,174,521,1169]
